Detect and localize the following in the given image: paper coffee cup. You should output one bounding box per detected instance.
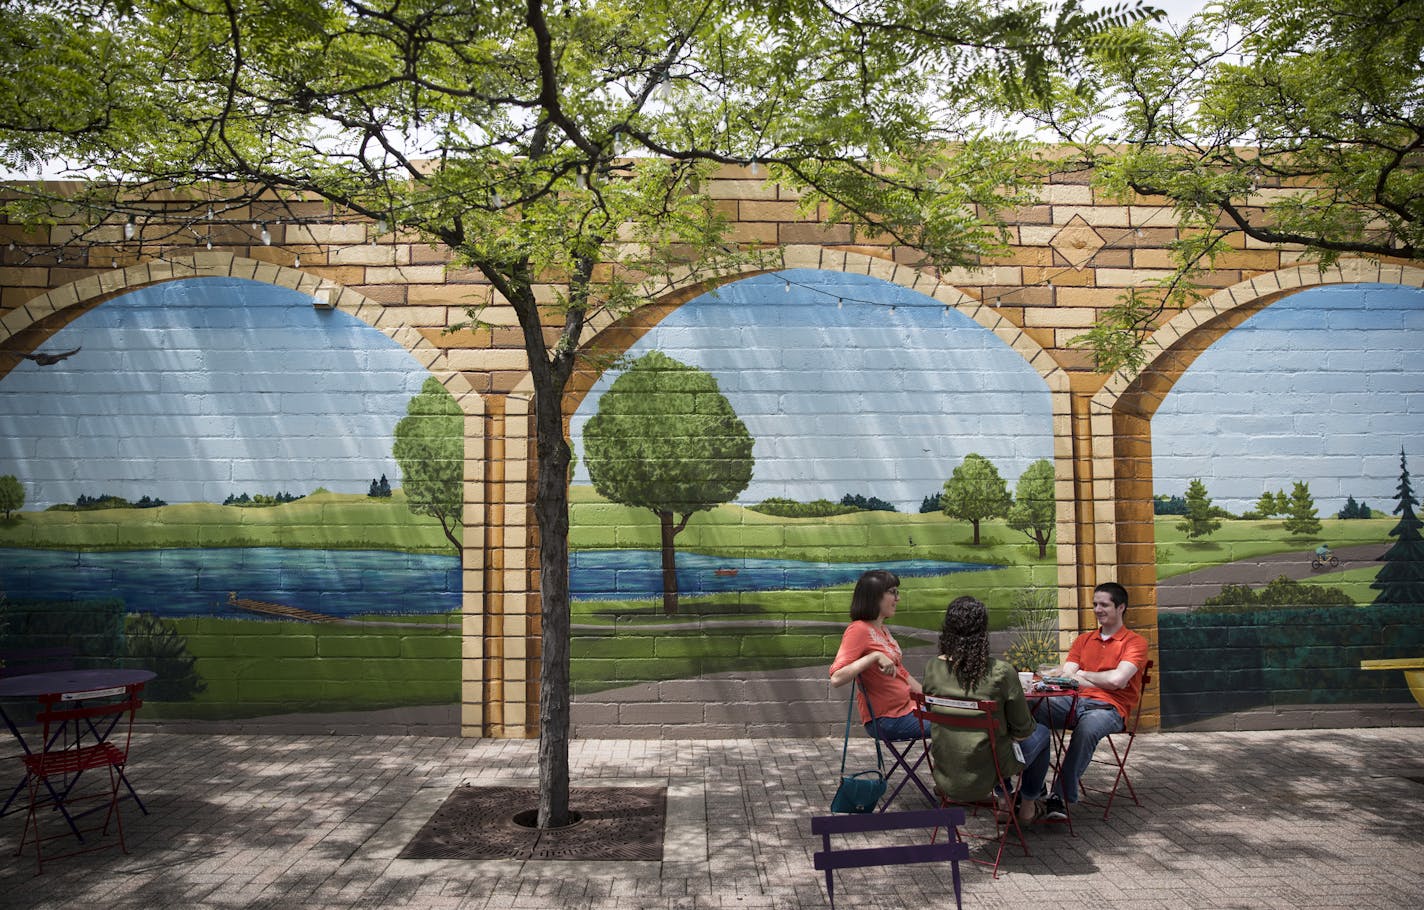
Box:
[1017,671,1034,690]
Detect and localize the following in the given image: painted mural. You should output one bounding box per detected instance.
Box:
[1151,283,1424,726]
[566,269,1062,696]
[0,277,460,720]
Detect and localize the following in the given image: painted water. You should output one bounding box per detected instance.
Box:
[570,550,997,600]
[0,548,996,617]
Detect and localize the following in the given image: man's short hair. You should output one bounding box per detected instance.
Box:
[1094,581,1129,609]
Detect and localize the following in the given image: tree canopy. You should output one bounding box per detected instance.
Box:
[582,350,752,614]
[0,0,1153,828]
[1176,478,1221,540]
[1371,450,1424,606]
[1006,458,1055,557]
[392,377,463,555]
[941,453,1011,545]
[1038,0,1424,371]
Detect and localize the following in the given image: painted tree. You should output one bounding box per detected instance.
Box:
[1006,458,1055,558]
[1037,0,1424,371]
[942,453,1012,545]
[393,378,463,555]
[582,351,752,616]
[1176,478,1221,540]
[1282,481,1321,538]
[0,474,22,519]
[1254,489,1280,519]
[0,0,1143,830]
[1371,450,1424,606]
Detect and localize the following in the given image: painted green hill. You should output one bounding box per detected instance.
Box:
[0,491,455,553]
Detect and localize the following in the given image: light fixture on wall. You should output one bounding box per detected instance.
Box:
[312,280,336,309]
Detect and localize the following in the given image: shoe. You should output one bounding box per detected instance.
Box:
[1044,796,1068,820]
[1017,799,1047,825]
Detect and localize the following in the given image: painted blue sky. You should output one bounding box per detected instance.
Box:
[0,278,428,509]
[571,270,1056,511]
[1153,283,1424,512]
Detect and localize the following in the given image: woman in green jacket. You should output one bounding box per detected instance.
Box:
[921,595,1052,824]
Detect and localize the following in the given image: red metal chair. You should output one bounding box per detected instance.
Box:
[914,696,1029,878]
[17,680,145,873]
[1077,659,1153,819]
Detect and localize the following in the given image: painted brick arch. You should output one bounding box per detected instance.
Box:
[3,169,1420,736]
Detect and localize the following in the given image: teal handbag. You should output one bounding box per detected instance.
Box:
[829,682,886,813]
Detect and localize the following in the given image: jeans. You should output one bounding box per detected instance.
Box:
[1013,722,1054,800]
[863,711,925,742]
[1022,696,1125,804]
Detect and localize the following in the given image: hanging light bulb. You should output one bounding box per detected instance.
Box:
[784,281,791,293]
[836,298,843,309]
[492,191,503,208]
[293,254,301,269]
[206,237,213,251]
[889,305,896,314]
[124,217,136,241]
[260,224,271,245]
[749,161,761,177]
[112,258,119,269]
[206,205,215,220]
[375,218,388,235]
[575,174,587,189]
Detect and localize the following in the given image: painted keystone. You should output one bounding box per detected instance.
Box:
[1360,658,1424,709]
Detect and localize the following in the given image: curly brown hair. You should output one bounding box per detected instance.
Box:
[938,595,991,692]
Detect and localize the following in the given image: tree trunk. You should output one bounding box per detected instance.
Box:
[658,510,680,616]
[532,375,573,829]
[1035,529,1048,559]
[971,519,981,545]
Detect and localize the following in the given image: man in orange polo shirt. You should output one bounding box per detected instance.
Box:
[1022,581,1148,820]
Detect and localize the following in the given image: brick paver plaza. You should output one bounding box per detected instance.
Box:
[2,726,1421,908]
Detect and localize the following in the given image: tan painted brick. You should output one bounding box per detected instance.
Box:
[1053,205,1131,227]
[0,267,49,287]
[706,179,778,200]
[1041,183,1094,205]
[408,284,493,307]
[1094,268,1177,286]
[738,200,805,221]
[329,244,397,266]
[363,265,447,284]
[1024,306,1098,328]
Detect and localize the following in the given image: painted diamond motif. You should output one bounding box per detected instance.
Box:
[1049,214,1106,270]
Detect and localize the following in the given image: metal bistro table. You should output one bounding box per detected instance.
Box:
[1025,682,1079,833]
[0,668,156,839]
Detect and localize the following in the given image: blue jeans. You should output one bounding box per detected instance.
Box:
[1014,723,1053,801]
[1022,696,1125,804]
[864,711,924,742]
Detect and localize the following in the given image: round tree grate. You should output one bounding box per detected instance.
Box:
[398,785,666,861]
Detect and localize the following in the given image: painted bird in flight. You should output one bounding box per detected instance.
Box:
[21,345,81,366]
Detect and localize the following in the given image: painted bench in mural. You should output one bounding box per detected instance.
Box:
[1359,658,1424,709]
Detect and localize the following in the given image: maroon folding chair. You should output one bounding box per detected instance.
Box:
[17,681,145,874]
[914,695,1029,878]
[861,687,937,812]
[1077,659,1152,819]
[811,807,969,910]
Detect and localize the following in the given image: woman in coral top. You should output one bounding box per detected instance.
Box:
[829,569,924,741]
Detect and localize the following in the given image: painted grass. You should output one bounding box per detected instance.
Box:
[1153,517,1393,579]
[139,615,460,720]
[1298,566,1383,606]
[570,486,1049,566]
[0,491,456,554]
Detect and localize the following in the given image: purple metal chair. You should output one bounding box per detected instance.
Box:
[811,807,969,910]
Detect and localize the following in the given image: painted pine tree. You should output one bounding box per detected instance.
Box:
[1371,450,1424,606]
